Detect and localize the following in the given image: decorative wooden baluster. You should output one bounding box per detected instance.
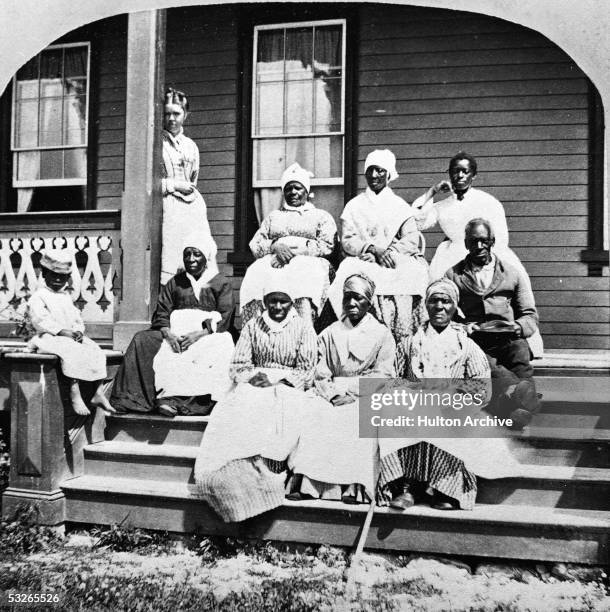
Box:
[96,236,113,314]
[0,238,9,297]
[74,236,89,313]
[8,238,24,310]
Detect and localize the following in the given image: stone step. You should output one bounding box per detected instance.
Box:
[61,475,610,565]
[82,440,610,509]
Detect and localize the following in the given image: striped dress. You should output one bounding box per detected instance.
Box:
[194,310,318,522]
[378,321,494,510]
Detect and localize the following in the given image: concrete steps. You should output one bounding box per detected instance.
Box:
[61,370,610,564]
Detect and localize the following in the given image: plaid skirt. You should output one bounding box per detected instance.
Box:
[377,442,477,510]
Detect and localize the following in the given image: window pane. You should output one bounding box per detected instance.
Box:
[15,79,38,100]
[40,48,63,80]
[64,148,87,179]
[256,30,284,82]
[15,100,39,147]
[40,149,63,180]
[313,136,343,179]
[16,151,40,181]
[314,26,342,76]
[39,79,62,98]
[285,80,313,134]
[314,77,341,133]
[65,77,86,97]
[285,28,312,81]
[285,137,314,173]
[254,139,285,181]
[28,186,86,212]
[39,97,63,146]
[63,94,87,145]
[256,82,284,136]
[64,47,87,78]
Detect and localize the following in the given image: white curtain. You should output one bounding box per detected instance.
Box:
[254,187,284,225]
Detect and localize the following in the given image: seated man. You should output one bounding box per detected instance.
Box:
[444,218,540,429]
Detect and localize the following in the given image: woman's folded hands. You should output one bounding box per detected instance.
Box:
[161,326,209,353]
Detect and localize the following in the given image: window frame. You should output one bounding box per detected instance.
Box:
[251,19,347,189]
[580,81,609,275]
[10,41,91,189]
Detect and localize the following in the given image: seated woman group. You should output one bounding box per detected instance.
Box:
[195,274,520,520]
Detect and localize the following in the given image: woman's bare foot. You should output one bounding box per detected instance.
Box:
[70,381,90,416]
[91,384,116,413]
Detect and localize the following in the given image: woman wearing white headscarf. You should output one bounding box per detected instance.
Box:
[110,233,235,415]
[287,274,396,504]
[378,279,521,511]
[239,162,337,326]
[152,234,235,413]
[328,150,428,342]
[195,275,318,522]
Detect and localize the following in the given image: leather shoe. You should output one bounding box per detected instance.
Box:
[389,484,415,510]
[430,491,458,510]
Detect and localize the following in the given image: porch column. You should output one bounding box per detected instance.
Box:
[113,9,166,351]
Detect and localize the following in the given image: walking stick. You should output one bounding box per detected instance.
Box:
[344,497,377,596]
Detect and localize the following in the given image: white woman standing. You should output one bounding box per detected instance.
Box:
[161,87,214,285]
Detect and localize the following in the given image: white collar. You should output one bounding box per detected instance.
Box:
[364,186,392,203]
[335,313,379,363]
[281,201,315,213]
[186,267,217,300]
[164,128,185,145]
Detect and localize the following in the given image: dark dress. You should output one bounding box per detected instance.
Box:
[110,272,235,413]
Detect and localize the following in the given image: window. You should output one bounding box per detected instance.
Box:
[581,82,608,275]
[252,20,345,222]
[11,43,89,212]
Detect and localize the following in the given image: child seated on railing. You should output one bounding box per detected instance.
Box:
[27,249,114,416]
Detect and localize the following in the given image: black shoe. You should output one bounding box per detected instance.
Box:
[430,491,459,510]
[389,484,415,510]
[285,491,313,501]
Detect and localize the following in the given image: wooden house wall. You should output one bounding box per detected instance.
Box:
[93,15,128,211]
